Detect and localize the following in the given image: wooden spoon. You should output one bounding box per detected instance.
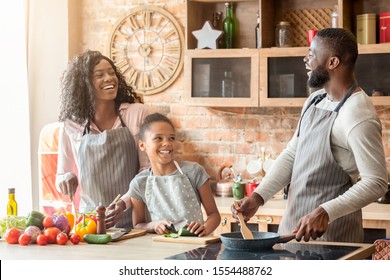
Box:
[233,201,254,240]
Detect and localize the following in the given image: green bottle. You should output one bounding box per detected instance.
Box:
[223,2,235,48]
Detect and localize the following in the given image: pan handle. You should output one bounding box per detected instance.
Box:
[277,234,296,244]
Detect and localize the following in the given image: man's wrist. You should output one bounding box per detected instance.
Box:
[252,192,265,207]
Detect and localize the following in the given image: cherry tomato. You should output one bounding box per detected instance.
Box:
[5,228,21,244]
[56,232,68,245]
[43,227,61,244]
[37,234,48,246]
[42,216,54,228]
[70,233,81,245]
[18,234,31,246]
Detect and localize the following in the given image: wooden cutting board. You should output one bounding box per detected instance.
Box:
[152,235,220,245]
[107,228,147,242]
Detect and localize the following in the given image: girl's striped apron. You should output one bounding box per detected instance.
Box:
[278,83,363,242]
[78,114,139,228]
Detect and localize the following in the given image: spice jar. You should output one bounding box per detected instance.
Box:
[275,21,293,47]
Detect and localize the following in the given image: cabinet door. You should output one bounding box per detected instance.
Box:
[259,47,309,107]
[184,49,259,107]
[260,44,390,107]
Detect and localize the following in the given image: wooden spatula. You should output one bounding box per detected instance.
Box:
[233,201,254,240]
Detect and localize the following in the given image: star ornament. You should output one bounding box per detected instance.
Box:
[192,21,223,49]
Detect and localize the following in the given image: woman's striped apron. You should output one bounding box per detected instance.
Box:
[78,114,139,228]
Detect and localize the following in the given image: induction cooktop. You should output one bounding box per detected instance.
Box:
[166,242,369,260]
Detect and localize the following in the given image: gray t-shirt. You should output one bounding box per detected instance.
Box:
[128,161,209,203]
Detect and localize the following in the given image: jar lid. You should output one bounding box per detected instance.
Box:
[357,13,376,19]
[278,21,291,26]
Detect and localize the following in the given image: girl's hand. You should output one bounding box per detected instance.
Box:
[186,221,206,237]
[153,220,173,235]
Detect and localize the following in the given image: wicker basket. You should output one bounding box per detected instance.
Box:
[284,7,334,47]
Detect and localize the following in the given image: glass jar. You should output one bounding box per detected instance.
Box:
[275,21,293,47]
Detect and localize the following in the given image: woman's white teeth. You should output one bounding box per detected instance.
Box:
[159,150,170,154]
[103,85,114,89]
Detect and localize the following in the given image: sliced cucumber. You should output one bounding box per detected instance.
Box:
[84,234,112,244]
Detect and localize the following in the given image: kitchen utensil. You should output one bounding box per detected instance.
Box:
[216,165,234,197]
[245,181,259,197]
[233,201,254,239]
[107,228,147,242]
[111,227,132,241]
[152,235,220,245]
[220,231,296,251]
[232,182,245,200]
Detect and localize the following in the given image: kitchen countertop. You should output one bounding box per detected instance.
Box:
[0,233,375,260]
[214,195,390,237]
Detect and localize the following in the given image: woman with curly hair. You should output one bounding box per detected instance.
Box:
[55,50,150,229]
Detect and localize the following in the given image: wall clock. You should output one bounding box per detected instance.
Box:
[109,6,184,95]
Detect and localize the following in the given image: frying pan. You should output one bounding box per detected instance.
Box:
[220,231,295,251]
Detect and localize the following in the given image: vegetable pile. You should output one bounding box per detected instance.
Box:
[1,210,108,246]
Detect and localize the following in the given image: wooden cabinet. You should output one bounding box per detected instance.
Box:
[184,0,390,107]
[184,49,259,106]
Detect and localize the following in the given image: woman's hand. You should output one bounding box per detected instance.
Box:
[58,172,78,200]
[105,199,126,229]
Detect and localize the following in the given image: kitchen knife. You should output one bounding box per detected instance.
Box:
[111,227,132,241]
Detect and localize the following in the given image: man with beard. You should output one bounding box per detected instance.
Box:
[233,28,387,243]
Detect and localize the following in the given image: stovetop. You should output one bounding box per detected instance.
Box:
[166,242,363,260]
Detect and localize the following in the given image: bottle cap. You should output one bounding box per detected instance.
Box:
[8,188,15,193]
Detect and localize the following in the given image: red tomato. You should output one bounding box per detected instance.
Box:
[18,234,31,246]
[56,232,68,245]
[70,233,80,245]
[43,227,61,244]
[36,234,48,246]
[42,216,54,228]
[5,228,21,244]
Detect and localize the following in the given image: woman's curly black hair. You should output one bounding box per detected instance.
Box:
[58,50,142,124]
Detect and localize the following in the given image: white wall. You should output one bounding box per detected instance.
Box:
[28,0,69,211]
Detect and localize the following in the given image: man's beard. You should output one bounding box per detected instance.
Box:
[307,65,330,88]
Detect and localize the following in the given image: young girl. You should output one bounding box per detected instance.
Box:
[127,113,221,236]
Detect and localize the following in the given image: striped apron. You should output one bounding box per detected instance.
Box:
[278,83,363,242]
[144,161,204,229]
[78,114,139,228]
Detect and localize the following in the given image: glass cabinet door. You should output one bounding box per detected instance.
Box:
[184,49,259,107]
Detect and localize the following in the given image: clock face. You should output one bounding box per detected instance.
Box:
[109,6,184,95]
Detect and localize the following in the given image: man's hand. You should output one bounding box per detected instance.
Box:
[293,206,329,242]
[231,192,264,222]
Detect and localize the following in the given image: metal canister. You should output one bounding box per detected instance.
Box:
[380,12,390,43]
[356,13,376,44]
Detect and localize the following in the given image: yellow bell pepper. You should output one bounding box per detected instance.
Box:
[75,216,97,242]
[62,212,75,232]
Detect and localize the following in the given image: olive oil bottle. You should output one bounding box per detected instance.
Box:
[7,188,18,216]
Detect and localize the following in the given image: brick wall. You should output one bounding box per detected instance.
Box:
[79,0,390,186]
